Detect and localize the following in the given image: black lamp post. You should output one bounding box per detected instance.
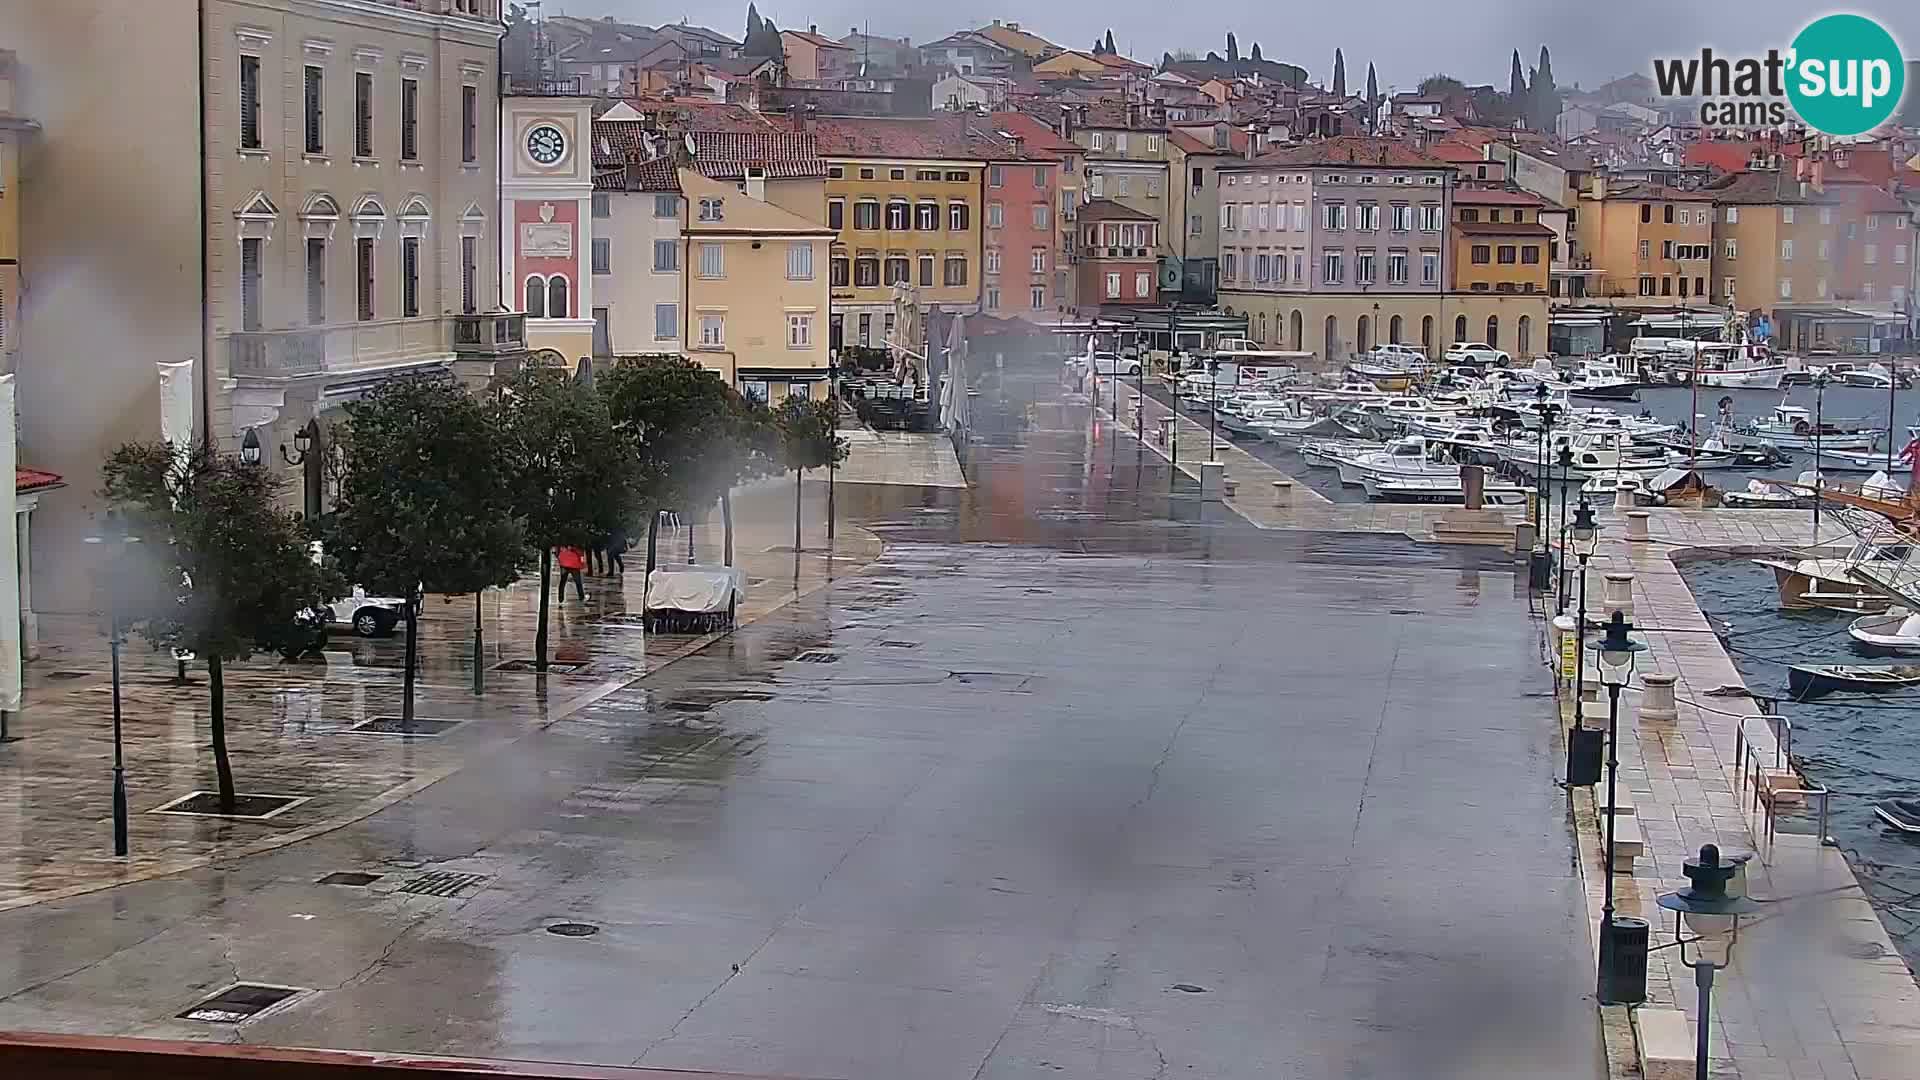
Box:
[240,427,262,466]
[826,354,839,543]
[1811,370,1830,536]
[1571,499,1599,727]
[84,511,141,858]
[1657,844,1761,1079]
[1593,607,1647,1003]
[1556,444,1575,612]
[1208,357,1219,462]
[280,417,324,522]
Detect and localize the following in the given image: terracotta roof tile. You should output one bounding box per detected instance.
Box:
[1077,198,1156,222]
[1242,137,1449,169]
[1453,220,1557,237]
[1453,187,1549,207]
[15,467,62,493]
[988,111,1080,155]
[795,114,1016,161]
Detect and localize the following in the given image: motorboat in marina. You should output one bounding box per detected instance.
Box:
[1581,471,1652,502]
[1756,527,1916,612]
[1331,437,1471,486]
[1786,662,1920,699]
[1253,409,1343,440]
[1819,446,1910,473]
[1504,430,1668,482]
[1873,798,1920,834]
[1689,343,1789,390]
[1565,356,1640,401]
[1219,398,1304,438]
[1345,344,1431,390]
[1299,438,1382,468]
[1722,479,1803,509]
[1731,404,1881,452]
[1361,475,1531,505]
[1848,608,1920,655]
[1663,429,1789,469]
[1840,363,1896,390]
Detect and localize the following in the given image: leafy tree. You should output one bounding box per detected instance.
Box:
[600,357,775,574]
[1419,73,1467,97]
[502,3,537,83]
[1531,47,1560,133]
[771,396,848,552]
[1249,42,1262,62]
[497,364,639,671]
[1332,48,1346,97]
[101,442,340,813]
[326,377,528,719]
[1509,50,1526,100]
[1225,32,1239,64]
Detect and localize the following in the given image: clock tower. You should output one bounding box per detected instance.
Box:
[500,93,596,365]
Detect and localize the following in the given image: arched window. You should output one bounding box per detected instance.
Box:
[1486,315,1499,350]
[1518,315,1532,356]
[1258,312,1268,342]
[1357,314,1371,353]
[1324,315,1340,360]
[547,275,570,319]
[1290,310,1303,350]
[1454,314,1467,343]
[1389,314,1403,344]
[524,275,547,318]
[1422,315,1435,356]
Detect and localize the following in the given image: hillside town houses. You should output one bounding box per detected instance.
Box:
[4,5,1919,625]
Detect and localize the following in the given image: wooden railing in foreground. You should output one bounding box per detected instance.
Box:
[0,1033,816,1080]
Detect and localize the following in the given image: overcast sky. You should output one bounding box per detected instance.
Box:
[539,1,1919,94]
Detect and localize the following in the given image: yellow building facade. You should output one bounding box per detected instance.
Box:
[821,157,985,349]
[1704,170,1833,310]
[0,49,24,367]
[1573,178,1715,307]
[680,170,835,402]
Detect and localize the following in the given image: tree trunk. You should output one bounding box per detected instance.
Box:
[536,548,552,673]
[722,492,734,566]
[794,468,804,552]
[208,654,234,814]
[646,512,659,577]
[402,597,419,722]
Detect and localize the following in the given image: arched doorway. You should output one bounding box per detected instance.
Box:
[1454,314,1467,344]
[1357,314,1371,353]
[1421,315,1434,356]
[1324,315,1340,361]
[1518,315,1532,356]
[1389,314,1403,344]
[1486,315,1499,350]
[1290,310,1303,350]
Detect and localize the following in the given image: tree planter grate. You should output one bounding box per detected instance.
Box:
[492,659,586,675]
[317,872,382,887]
[399,871,488,898]
[350,716,462,738]
[148,791,309,820]
[178,983,303,1023]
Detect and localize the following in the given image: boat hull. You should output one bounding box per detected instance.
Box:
[1758,558,1892,613]
[1568,383,1640,401]
[1699,366,1787,390]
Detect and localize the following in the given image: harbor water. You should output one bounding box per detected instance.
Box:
[1680,557,1920,971]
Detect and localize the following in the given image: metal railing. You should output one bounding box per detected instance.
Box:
[1735,714,1830,862]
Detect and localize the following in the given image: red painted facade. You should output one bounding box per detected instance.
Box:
[512,198,580,319]
[982,158,1062,319]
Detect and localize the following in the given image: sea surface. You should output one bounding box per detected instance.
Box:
[1680,557,1920,970]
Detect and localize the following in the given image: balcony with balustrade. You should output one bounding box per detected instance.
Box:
[228,313,523,382]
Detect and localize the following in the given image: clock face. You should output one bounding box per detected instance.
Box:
[526,124,566,166]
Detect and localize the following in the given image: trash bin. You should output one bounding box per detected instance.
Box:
[1567,725,1604,787]
[1600,916,1650,1005]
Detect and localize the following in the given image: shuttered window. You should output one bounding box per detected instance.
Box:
[356,238,374,319]
[239,55,262,149]
[400,78,418,161]
[354,72,373,158]
[401,237,420,317]
[303,66,324,153]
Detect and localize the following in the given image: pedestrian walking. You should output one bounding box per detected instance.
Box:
[556,544,588,602]
[607,525,628,576]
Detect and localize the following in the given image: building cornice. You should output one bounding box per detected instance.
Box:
[227,0,506,45]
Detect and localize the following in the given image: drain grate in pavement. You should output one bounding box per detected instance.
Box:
[149,791,308,819]
[792,649,839,664]
[546,922,600,937]
[876,640,921,649]
[399,871,487,898]
[349,716,462,738]
[659,687,775,714]
[317,872,382,887]
[178,983,303,1023]
[44,670,90,681]
[492,659,587,674]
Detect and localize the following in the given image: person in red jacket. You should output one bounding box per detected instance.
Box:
[556,545,588,602]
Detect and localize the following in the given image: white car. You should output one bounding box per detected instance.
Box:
[1089,351,1142,376]
[326,587,406,637]
[1445,342,1511,366]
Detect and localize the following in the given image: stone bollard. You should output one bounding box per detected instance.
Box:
[1625,509,1651,542]
[1460,464,1485,510]
[1222,475,1238,498]
[1272,479,1294,506]
[1602,571,1635,619]
[1614,485,1637,511]
[1200,460,1225,502]
[1639,672,1678,722]
[1514,521,1536,562]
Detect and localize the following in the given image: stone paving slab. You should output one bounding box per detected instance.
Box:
[0,483,882,913]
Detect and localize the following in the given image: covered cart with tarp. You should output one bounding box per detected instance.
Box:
[643,564,745,633]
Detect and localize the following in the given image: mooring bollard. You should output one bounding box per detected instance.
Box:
[1272,479,1294,507]
[1625,509,1651,542]
[1156,417,1173,446]
[1200,460,1225,501]
[1222,475,1238,498]
[1614,486,1637,511]
[1602,571,1635,619]
[1639,672,1678,722]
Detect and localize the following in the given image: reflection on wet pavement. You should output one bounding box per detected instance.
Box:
[0,374,1598,1079]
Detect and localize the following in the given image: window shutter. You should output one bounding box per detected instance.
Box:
[304,67,324,154]
[239,56,261,149]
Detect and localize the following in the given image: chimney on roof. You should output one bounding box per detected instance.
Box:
[1009,134,1024,157]
[802,101,817,132]
[745,165,766,201]
[992,18,1001,26]
[809,24,817,35]
[1007,22,1020,30]
[1245,125,1257,160]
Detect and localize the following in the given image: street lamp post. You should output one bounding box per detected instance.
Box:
[1812,370,1830,536]
[1592,607,1648,1004]
[280,418,324,522]
[84,512,141,858]
[827,354,839,543]
[1657,845,1761,1080]
[1208,358,1219,462]
[1556,444,1575,613]
[1571,500,1598,732]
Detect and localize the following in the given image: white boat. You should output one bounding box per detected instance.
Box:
[1332,437,1465,486]
[1819,447,1908,473]
[1722,479,1801,509]
[1362,475,1530,505]
[1690,343,1789,390]
[1253,410,1342,440]
[1732,404,1881,452]
[1840,363,1896,390]
[1565,356,1640,401]
[1581,471,1651,500]
[1299,438,1380,468]
[1756,528,1915,612]
[1505,430,1668,481]
[1849,609,1920,655]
